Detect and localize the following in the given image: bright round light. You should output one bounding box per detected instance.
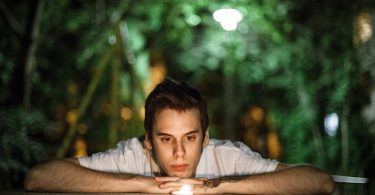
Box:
[324,113,339,136]
[172,184,193,195]
[213,8,243,31]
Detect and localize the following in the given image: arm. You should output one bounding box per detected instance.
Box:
[158,164,334,194]
[24,158,180,193]
[205,163,334,194]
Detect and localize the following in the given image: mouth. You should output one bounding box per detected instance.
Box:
[170,164,189,172]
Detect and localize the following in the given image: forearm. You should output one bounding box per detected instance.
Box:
[24,159,147,192]
[215,165,334,194]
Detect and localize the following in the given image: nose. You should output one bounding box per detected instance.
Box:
[173,140,186,158]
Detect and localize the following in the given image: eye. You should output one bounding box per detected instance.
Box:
[186,135,196,141]
[161,137,172,143]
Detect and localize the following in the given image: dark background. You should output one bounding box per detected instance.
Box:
[1,0,374,194]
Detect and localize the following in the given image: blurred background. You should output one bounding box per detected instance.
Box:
[1,0,374,194]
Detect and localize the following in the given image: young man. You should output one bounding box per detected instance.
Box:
[25,78,334,194]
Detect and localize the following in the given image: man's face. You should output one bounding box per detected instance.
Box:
[150,108,207,178]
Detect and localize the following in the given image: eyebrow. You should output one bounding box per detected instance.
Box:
[156,129,200,136]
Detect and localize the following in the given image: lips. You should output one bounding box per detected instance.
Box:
[171,164,189,172]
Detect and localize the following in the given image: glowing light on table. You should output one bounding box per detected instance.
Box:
[172,184,193,195]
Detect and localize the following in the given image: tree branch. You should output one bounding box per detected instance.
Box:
[0,1,22,38]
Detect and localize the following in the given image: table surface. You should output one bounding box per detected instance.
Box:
[4,192,160,195]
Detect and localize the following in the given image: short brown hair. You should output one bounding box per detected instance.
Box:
[144,78,209,138]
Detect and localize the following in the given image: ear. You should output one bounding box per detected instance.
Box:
[143,131,152,150]
[203,129,209,147]
[144,139,152,150]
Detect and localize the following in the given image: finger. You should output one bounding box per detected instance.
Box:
[177,178,206,185]
[159,179,203,188]
[162,186,182,193]
[155,176,181,182]
[159,181,185,189]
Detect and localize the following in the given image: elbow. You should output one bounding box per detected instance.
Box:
[323,174,335,194]
[302,165,335,194]
[24,167,41,191]
[317,171,334,194]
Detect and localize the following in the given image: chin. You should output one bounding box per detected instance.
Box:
[169,171,193,178]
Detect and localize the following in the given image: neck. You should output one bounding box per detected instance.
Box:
[146,149,167,176]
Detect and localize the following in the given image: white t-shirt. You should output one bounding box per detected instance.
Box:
[78,137,278,179]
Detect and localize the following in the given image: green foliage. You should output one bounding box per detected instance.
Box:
[1,0,374,192]
[0,107,48,190]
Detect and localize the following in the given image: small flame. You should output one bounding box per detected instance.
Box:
[172,184,193,195]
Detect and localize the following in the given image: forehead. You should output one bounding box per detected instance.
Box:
[153,108,202,135]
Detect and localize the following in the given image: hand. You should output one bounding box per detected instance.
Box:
[156,177,222,194]
[135,176,181,194]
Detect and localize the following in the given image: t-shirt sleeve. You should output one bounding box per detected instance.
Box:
[78,141,128,173]
[235,141,279,175]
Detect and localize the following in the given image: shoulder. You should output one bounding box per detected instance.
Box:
[115,136,144,151]
[206,139,253,153]
[79,136,145,161]
[204,139,268,162]
[204,139,278,174]
[77,136,148,173]
[104,136,147,159]
[202,139,258,161]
